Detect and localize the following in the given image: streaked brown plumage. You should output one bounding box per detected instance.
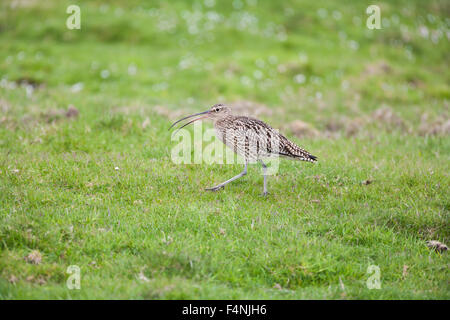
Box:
[169,103,317,195]
[215,115,317,163]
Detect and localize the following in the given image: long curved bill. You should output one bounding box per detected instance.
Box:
[169,110,209,134]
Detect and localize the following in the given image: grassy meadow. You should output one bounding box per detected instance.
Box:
[0,0,449,299]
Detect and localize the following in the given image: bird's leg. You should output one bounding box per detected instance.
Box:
[206,163,247,192]
[259,160,268,196]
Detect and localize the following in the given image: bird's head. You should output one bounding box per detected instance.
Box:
[207,103,231,120]
[169,103,231,133]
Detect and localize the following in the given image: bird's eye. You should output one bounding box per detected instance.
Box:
[215,108,219,112]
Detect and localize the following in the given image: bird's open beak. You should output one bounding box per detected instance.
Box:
[169,110,209,134]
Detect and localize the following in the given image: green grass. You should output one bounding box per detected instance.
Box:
[0,0,449,299]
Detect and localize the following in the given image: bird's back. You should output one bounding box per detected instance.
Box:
[215,116,317,163]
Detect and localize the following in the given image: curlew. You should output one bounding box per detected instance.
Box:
[169,103,317,195]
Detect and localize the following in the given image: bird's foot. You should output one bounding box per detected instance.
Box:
[262,191,269,197]
[205,185,225,192]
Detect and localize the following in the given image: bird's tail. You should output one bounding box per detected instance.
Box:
[278,135,318,163]
[279,151,318,162]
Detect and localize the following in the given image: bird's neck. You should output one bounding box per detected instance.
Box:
[214,115,234,126]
